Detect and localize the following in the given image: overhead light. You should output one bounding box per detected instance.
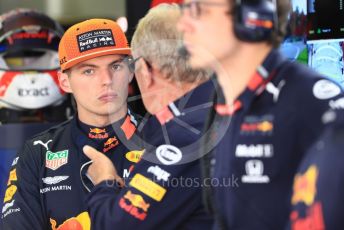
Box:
[116,17,128,33]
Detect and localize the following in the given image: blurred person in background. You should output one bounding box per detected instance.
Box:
[288,108,344,229]
[178,0,344,229]
[83,4,215,229]
[1,18,143,229]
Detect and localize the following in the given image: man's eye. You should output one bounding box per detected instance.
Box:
[112,63,124,71]
[83,69,95,75]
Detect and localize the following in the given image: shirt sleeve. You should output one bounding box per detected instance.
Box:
[1,142,47,230]
[87,148,209,230]
[294,77,344,153]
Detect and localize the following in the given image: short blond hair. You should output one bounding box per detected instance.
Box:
[131,4,209,83]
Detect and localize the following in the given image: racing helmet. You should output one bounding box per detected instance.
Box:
[0,9,65,110]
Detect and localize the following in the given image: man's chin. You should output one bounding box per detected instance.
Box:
[189,56,212,70]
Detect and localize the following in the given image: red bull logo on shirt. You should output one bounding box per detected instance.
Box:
[290,202,325,230]
[50,212,90,230]
[290,165,325,230]
[292,165,318,206]
[124,190,150,212]
[88,128,108,139]
[119,190,150,220]
[241,121,274,134]
[103,137,119,153]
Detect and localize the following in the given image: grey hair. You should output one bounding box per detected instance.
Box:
[131,3,209,83]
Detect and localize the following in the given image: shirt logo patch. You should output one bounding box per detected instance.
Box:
[124,190,150,212]
[129,174,166,201]
[103,137,119,153]
[119,191,149,221]
[290,202,325,230]
[7,169,17,186]
[156,145,182,165]
[290,165,325,230]
[45,150,69,170]
[313,79,341,100]
[4,185,17,203]
[240,115,274,135]
[292,165,318,206]
[329,97,344,110]
[11,157,19,166]
[147,165,170,182]
[42,176,69,185]
[50,212,90,230]
[241,160,270,184]
[235,144,273,158]
[89,128,109,139]
[125,150,144,163]
[33,139,52,150]
[2,200,15,214]
[77,29,115,52]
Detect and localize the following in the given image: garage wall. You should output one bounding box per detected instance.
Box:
[0,0,125,24]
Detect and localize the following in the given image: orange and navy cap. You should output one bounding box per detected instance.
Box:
[58,18,131,71]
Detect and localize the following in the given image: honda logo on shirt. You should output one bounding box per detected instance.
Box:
[242,160,270,184]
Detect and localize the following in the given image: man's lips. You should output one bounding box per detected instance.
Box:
[98,92,118,101]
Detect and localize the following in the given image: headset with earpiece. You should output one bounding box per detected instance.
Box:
[233,0,278,42]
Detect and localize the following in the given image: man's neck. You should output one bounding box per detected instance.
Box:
[150,77,206,115]
[78,106,127,127]
[216,44,273,104]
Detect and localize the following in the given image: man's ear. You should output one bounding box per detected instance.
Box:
[58,71,72,93]
[136,58,154,89]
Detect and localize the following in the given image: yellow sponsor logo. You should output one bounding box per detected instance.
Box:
[125,150,145,163]
[129,174,166,201]
[4,185,17,203]
[7,169,17,186]
[292,165,318,206]
[257,121,273,132]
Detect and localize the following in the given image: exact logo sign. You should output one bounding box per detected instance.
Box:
[18,87,49,97]
[77,29,115,52]
[156,145,182,165]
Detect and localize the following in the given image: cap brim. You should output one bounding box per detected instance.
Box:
[62,48,131,71]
